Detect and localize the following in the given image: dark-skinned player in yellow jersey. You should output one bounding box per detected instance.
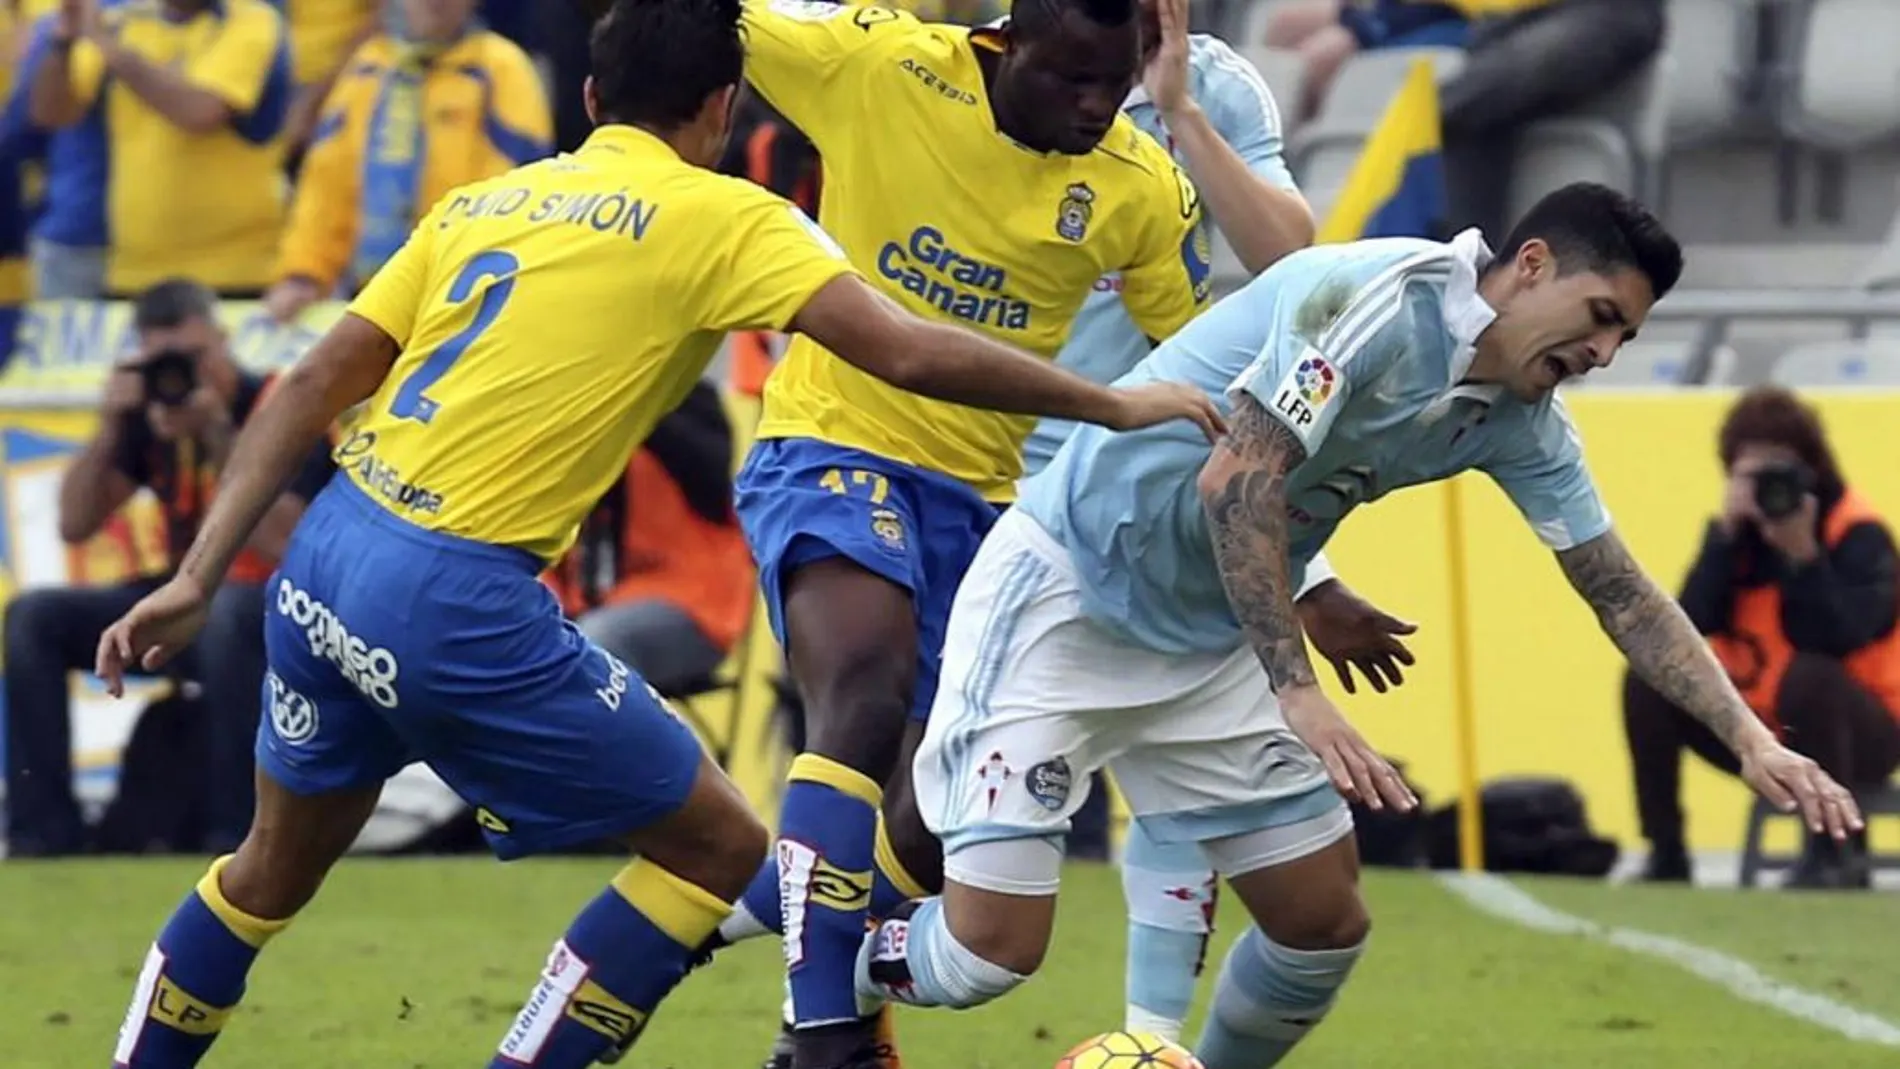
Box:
[692,1,1221,1067]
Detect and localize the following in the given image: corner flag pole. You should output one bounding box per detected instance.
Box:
[1442,476,1485,872]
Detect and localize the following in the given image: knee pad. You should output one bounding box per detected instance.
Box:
[943,835,1065,897]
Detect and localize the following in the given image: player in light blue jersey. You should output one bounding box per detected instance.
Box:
[1015,0,1410,1044]
[849,183,1864,1068]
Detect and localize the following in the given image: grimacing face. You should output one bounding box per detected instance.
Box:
[1488,240,1656,401]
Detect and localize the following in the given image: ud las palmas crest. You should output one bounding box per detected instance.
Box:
[1057,182,1095,242]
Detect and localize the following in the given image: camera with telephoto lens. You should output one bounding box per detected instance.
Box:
[138,349,198,407]
[1752,463,1813,521]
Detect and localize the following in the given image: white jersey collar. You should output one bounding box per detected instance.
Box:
[1441,227,1503,401]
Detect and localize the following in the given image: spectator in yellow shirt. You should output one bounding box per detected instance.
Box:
[25,0,292,298]
[279,0,380,155]
[264,0,551,323]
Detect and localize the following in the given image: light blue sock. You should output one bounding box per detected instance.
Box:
[1120,822,1217,1041]
[1195,927,1365,1069]
[855,897,1024,1009]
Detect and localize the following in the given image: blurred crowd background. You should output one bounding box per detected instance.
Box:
[0,0,1897,892]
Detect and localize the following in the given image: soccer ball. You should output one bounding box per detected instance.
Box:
[1053,1031,1206,1069]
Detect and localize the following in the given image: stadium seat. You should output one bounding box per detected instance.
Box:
[1856,186,1900,291]
[1768,338,1900,385]
[1288,47,1466,220]
[1738,778,1900,888]
[1507,59,1670,224]
[1661,0,1760,143]
[1784,0,1900,148]
[1578,340,1739,387]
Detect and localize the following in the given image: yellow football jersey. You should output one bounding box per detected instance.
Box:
[345,125,855,560]
[744,0,1211,500]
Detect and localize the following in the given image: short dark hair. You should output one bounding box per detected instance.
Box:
[1012,0,1137,37]
[1719,385,1845,500]
[588,0,744,129]
[1493,182,1684,301]
[133,278,217,331]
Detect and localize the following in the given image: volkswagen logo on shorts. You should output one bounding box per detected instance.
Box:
[267,670,319,745]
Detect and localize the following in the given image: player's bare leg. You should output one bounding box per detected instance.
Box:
[496,751,767,1068]
[110,770,382,1067]
[761,559,918,1069]
[1194,834,1369,1068]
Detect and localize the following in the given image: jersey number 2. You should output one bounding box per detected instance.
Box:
[390,250,520,424]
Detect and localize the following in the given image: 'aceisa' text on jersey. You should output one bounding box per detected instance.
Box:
[743,0,1211,498]
[344,125,853,560]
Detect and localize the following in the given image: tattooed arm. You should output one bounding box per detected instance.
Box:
[1556,529,1777,756]
[1197,391,1318,692]
[1198,391,1416,810]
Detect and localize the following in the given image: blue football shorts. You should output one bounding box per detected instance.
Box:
[255,478,708,860]
[734,437,1003,722]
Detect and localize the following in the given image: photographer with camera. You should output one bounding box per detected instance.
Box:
[4,279,334,858]
[1625,386,1900,888]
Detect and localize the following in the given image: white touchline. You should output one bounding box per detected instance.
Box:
[1437,871,1900,1048]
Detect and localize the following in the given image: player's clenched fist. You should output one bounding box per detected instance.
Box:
[1106,382,1227,443]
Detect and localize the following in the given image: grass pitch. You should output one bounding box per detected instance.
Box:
[3,859,1895,1068]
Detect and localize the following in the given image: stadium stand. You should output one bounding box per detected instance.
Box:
[1769,338,1900,385]
[1503,57,1667,224]
[1286,46,1466,220]
[1565,340,1740,388]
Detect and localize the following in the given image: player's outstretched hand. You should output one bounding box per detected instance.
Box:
[1296,581,1417,694]
[1739,737,1863,840]
[95,576,212,698]
[1108,382,1226,443]
[1280,687,1418,812]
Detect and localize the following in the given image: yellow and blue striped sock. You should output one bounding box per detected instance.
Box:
[778,753,881,1030]
[113,856,290,1068]
[489,857,730,1068]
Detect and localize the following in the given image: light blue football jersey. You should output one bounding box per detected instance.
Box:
[1020,34,1299,476]
[1015,229,1613,655]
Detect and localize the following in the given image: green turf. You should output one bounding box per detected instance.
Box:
[2,860,1894,1068]
[1521,874,1900,1021]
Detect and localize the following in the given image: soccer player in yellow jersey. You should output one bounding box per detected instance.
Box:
[715,0,1215,1065]
[88,0,1220,1065]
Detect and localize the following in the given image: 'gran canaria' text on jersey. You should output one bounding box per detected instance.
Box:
[877,225,1031,330]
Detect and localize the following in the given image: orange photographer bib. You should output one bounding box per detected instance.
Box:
[1709,490,1900,731]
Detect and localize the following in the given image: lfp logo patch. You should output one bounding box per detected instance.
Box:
[1295,356,1336,405]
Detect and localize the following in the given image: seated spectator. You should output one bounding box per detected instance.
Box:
[265,0,551,322]
[544,382,754,698]
[24,0,292,298]
[1264,0,1468,122]
[1438,0,1664,240]
[2,280,335,858]
[1625,387,1900,889]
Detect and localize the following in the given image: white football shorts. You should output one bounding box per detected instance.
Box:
[913,508,1350,888]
